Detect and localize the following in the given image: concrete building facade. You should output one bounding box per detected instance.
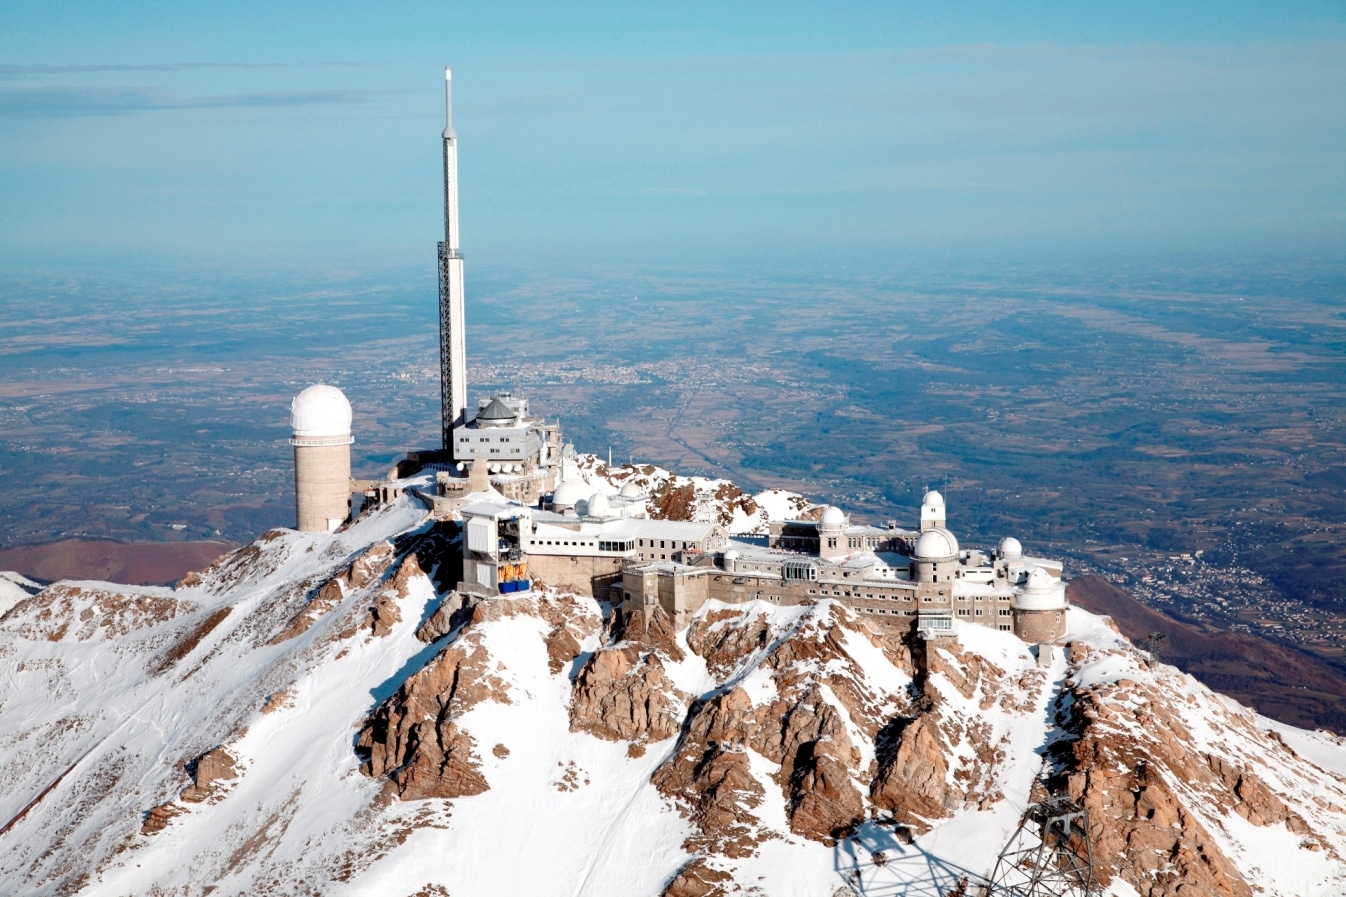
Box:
[455,487,1069,644]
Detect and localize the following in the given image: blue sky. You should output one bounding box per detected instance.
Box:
[1,2,1343,274]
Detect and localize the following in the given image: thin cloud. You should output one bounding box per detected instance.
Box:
[0,85,407,118]
[0,62,368,78]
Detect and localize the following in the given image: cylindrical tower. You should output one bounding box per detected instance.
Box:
[1012,566,1068,643]
[913,528,959,583]
[290,384,354,533]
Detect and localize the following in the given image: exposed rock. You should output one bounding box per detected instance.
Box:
[3,584,195,642]
[363,552,425,638]
[140,802,182,835]
[151,607,233,676]
[661,858,734,897]
[615,606,685,662]
[180,745,239,804]
[356,632,508,800]
[416,592,467,643]
[570,644,686,743]
[871,716,955,832]
[271,540,398,644]
[653,742,765,858]
[544,623,583,674]
[261,689,293,714]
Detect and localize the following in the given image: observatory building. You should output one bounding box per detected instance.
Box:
[456,486,1070,644]
[289,384,354,533]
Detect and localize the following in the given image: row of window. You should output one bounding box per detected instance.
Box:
[459,435,515,443]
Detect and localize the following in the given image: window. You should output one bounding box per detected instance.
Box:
[975,608,983,616]
[999,608,1012,616]
[958,609,969,616]
[999,624,1012,631]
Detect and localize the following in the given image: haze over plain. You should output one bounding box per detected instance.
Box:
[2,4,1345,684]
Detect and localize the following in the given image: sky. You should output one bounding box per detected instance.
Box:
[1,1,1344,275]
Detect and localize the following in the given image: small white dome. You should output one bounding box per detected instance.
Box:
[619,482,644,498]
[819,506,846,527]
[999,536,1024,560]
[289,384,352,438]
[587,493,611,517]
[1014,566,1067,610]
[922,490,945,507]
[722,549,740,562]
[552,480,588,509]
[914,527,959,560]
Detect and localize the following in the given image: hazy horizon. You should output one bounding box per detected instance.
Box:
[2,2,1344,273]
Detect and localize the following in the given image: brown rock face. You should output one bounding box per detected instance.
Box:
[660,857,734,897]
[362,552,425,638]
[871,716,955,828]
[1067,733,1252,897]
[653,607,885,853]
[140,802,182,835]
[271,540,398,644]
[416,592,466,644]
[570,607,688,745]
[181,746,239,803]
[356,631,508,800]
[1056,642,1346,897]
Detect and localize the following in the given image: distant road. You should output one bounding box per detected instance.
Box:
[0,539,236,587]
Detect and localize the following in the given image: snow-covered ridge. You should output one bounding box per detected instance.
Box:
[0,490,1343,897]
[559,453,815,534]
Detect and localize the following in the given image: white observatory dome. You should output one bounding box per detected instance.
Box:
[587,493,611,517]
[1014,566,1067,610]
[914,527,959,560]
[998,536,1024,560]
[819,506,846,527]
[722,549,740,562]
[289,385,353,440]
[922,490,945,507]
[619,482,644,498]
[552,480,588,509]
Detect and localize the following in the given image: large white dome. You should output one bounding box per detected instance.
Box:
[552,480,588,509]
[289,384,352,439]
[922,490,945,507]
[819,506,846,527]
[914,527,959,560]
[619,482,644,498]
[998,536,1024,560]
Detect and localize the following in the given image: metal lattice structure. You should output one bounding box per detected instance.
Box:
[987,795,1098,897]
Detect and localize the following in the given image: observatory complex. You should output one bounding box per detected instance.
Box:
[284,68,1070,645]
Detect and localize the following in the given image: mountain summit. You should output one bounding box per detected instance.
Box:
[2,486,1344,896]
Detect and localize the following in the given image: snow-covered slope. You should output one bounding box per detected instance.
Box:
[562,454,816,534]
[2,492,1344,897]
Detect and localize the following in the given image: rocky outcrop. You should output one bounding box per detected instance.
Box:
[362,552,425,638]
[271,541,398,644]
[570,607,688,745]
[2,584,194,642]
[181,746,239,803]
[1058,640,1346,897]
[871,715,955,829]
[661,858,734,897]
[356,630,508,800]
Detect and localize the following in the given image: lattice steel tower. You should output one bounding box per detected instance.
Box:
[987,794,1098,897]
[438,67,467,454]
